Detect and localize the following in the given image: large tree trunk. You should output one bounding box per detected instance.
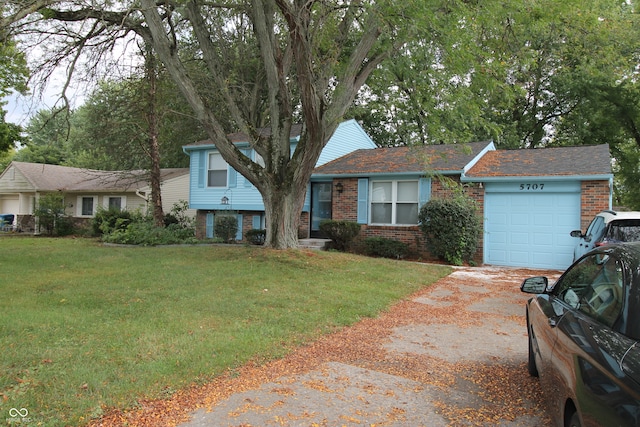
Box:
[139,0,391,248]
[144,47,164,227]
[263,188,305,249]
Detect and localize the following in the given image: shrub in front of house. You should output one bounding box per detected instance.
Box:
[214,214,238,243]
[34,193,76,236]
[319,220,361,251]
[363,237,409,259]
[102,220,199,246]
[245,229,266,245]
[418,195,481,265]
[92,207,133,236]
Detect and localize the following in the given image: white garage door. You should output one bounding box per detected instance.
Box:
[484,181,581,270]
[0,196,19,215]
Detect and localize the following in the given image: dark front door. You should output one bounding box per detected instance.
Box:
[310,182,332,237]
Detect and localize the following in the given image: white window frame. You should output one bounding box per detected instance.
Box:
[103,196,126,211]
[369,180,419,225]
[207,152,228,187]
[77,196,98,217]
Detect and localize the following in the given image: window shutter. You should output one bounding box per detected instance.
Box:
[206,213,214,238]
[236,214,243,241]
[244,149,252,187]
[419,177,431,208]
[198,152,205,188]
[228,167,237,188]
[252,215,261,229]
[357,178,369,224]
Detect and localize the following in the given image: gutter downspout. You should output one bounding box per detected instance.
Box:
[136,189,150,215]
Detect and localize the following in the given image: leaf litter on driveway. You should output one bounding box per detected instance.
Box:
[91,266,560,427]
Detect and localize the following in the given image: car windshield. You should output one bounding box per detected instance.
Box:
[604,220,640,243]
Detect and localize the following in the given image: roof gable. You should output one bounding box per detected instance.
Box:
[313,141,494,176]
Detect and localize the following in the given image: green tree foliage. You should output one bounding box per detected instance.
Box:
[0,32,29,151]
[67,75,202,170]
[3,0,410,249]
[14,109,70,165]
[353,0,639,148]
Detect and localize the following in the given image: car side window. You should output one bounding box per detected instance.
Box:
[586,216,605,242]
[554,253,623,327]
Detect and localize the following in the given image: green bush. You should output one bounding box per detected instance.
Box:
[164,200,195,229]
[34,193,74,236]
[102,220,199,246]
[363,237,409,259]
[92,208,133,236]
[245,229,266,245]
[418,196,481,265]
[319,220,361,251]
[214,214,238,243]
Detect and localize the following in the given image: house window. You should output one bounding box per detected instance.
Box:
[107,197,123,211]
[370,180,419,225]
[78,196,97,217]
[208,152,227,187]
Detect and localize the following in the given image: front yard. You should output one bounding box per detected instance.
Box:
[0,237,450,426]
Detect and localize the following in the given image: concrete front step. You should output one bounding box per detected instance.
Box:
[298,238,331,250]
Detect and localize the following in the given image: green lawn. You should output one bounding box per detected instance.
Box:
[0,237,450,426]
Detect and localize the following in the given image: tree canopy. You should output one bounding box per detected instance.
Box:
[3,0,409,248]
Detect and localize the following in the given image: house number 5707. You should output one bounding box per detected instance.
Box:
[520,183,545,190]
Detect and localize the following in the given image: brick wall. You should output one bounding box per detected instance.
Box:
[331,176,484,262]
[580,180,610,230]
[195,209,310,241]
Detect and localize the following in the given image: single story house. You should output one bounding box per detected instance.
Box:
[184,119,612,270]
[313,142,612,270]
[0,161,191,232]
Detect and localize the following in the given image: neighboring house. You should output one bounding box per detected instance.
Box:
[182,119,378,240]
[313,142,612,270]
[0,161,191,232]
[137,168,195,219]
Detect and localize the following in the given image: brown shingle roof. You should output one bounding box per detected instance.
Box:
[11,162,188,192]
[313,141,492,176]
[465,144,611,178]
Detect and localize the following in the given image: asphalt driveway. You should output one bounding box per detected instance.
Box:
[171,266,559,427]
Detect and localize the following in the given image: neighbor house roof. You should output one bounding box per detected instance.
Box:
[6,162,188,192]
[313,141,493,176]
[464,144,612,179]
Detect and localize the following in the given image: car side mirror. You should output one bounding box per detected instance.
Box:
[570,230,584,238]
[520,276,548,294]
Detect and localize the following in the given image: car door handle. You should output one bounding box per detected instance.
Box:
[549,317,558,327]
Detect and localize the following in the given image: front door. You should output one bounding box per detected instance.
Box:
[310,182,332,237]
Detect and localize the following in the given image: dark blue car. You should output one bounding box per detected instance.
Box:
[521,242,640,427]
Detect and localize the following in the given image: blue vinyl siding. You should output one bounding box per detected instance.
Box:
[185,120,376,212]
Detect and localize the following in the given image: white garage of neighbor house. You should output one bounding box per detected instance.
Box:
[462,145,613,270]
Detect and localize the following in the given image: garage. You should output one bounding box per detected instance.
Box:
[484,181,581,270]
[0,195,19,215]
